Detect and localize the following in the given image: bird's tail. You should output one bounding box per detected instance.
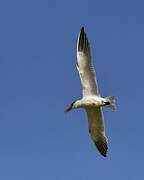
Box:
[105,96,116,111]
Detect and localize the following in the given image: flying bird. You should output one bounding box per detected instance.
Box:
[65,27,116,157]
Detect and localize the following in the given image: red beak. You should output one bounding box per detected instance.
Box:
[65,105,72,112]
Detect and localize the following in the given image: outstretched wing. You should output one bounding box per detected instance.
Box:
[76,27,99,97]
[86,107,108,157]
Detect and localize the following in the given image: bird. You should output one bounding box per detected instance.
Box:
[65,27,116,157]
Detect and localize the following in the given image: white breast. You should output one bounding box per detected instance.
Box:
[75,96,104,108]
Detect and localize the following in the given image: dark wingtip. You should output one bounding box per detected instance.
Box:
[103,153,107,157]
[81,26,84,32]
[78,26,86,52]
[95,139,108,157]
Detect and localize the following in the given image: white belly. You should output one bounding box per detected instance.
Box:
[76,96,105,108]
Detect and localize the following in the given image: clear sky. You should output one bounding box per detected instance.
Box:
[0,0,144,179]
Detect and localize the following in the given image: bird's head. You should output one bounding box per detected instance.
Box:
[65,101,76,112]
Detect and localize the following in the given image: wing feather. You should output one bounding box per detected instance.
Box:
[86,108,108,157]
[77,27,99,97]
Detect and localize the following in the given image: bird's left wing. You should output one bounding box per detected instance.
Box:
[86,107,108,157]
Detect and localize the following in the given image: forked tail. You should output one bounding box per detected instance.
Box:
[105,96,116,111]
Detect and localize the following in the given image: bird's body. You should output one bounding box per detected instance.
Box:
[65,27,116,157]
[73,96,110,108]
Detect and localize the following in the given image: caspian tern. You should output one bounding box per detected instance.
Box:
[65,27,116,157]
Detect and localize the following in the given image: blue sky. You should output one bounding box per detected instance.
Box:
[0,0,144,179]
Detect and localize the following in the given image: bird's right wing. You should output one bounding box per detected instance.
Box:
[86,107,108,157]
[76,27,100,97]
